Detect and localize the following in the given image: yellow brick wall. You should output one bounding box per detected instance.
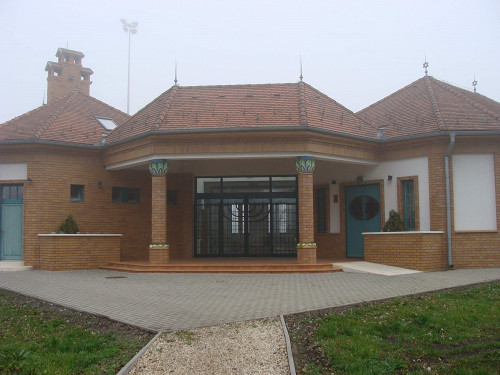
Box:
[364,232,447,271]
[39,235,120,270]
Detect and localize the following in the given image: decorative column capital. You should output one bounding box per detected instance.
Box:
[296,156,315,173]
[149,159,169,176]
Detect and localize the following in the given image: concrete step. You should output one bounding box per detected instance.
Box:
[0,261,33,272]
[101,262,342,274]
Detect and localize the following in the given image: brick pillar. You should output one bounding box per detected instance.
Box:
[148,159,169,264]
[296,156,317,264]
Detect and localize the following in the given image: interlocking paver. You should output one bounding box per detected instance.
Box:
[0,269,499,332]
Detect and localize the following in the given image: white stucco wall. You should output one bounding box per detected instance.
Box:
[364,157,430,230]
[452,154,497,231]
[327,156,430,232]
[0,163,27,180]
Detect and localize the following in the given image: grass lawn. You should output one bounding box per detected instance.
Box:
[286,282,500,375]
[0,290,153,374]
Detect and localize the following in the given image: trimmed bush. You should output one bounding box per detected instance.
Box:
[383,210,407,232]
[59,215,79,234]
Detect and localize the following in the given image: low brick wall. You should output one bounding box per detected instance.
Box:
[363,231,447,271]
[38,234,122,271]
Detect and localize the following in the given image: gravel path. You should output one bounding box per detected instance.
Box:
[129,318,290,375]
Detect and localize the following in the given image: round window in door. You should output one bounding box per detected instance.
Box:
[348,196,363,220]
[364,196,380,220]
[348,195,380,221]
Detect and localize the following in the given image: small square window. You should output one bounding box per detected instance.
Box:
[70,185,84,201]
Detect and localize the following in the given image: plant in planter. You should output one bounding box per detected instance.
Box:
[383,210,407,232]
[59,215,80,234]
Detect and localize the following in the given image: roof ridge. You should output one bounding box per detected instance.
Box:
[423,75,446,129]
[152,85,179,130]
[0,97,64,129]
[82,93,130,120]
[431,77,500,122]
[171,82,297,90]
[304,82,378,131]
[358,77,429,115]
[298,81,308,126]
[35,90,79,139]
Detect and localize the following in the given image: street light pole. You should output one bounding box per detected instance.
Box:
[121,19,138,114]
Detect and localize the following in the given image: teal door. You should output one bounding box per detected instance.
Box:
[1,185,24,260]
[345,184,381,257]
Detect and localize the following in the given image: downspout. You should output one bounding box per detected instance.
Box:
[444,133,455,269]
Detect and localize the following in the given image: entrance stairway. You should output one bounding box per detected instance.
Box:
[100,259,342,274]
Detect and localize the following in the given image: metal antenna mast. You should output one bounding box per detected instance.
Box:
[121,18,138,114]
[299,56,303,81]
[174,60,178,86]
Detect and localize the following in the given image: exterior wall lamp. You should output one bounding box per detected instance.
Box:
[387,175,393,181]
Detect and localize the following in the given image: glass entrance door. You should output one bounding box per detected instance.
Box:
[195,176,297,257]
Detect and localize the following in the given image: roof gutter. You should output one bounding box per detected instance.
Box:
[104,125,379,147]
[0,139,103,149]
[444,132,455,269]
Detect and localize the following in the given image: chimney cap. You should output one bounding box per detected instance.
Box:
[56,48,85,59]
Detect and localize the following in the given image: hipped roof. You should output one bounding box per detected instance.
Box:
[0,91,129,145]
[357,75,500,139]
[106,82,377,144]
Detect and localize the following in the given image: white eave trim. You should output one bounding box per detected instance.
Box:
[106,152,378,170]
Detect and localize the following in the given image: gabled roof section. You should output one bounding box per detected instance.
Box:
[107,82,377,144]
[357,76,500,139]
[0,91,129,145]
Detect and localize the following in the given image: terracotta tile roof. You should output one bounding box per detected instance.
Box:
[357,76,500,139]
[107,82,376,143]
[0,91,129,145]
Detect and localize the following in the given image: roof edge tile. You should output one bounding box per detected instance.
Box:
[423,75,446,129]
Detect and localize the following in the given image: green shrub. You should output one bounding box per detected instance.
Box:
[383,210,407,232]
[58,215,79,234]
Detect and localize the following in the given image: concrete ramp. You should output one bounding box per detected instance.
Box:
[0,261,32,272]
[333,261,421,276]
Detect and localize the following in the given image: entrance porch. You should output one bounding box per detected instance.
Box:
[106,151,381,268]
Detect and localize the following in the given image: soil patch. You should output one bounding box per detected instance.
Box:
[0,288,155,342]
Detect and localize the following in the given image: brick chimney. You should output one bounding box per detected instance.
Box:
[45,48,93,102]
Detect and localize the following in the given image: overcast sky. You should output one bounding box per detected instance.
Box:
[0,0,499,124]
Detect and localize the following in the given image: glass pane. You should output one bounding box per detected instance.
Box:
[349,196,363,220]
[197,178,221,194]
[317,188,326,233]
[364,196,380,220]
[112,187,121,202]
[127,189,139,202]
[17,185,23,200]
[70,185,83,201]
[403,181,415,230]
[222,177,270,193]
[10,186,17,200]
[272,177,297,192]
[2,186,10,200]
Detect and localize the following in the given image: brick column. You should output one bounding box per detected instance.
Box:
[296,156,317,264]
[149,159,169,264]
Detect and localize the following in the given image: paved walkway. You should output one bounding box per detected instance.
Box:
[1,269,499,332]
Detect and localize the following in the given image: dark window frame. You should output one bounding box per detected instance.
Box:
[317,188,327,233]
[112,187,140,203]
[70,184,84,202]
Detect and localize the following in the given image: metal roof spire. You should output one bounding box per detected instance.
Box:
[423,58,429,76]
[299,56,303,81]
[472,75,477,93]
[174,60,178,86]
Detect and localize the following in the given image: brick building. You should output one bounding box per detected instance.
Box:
[0,48,499,271]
